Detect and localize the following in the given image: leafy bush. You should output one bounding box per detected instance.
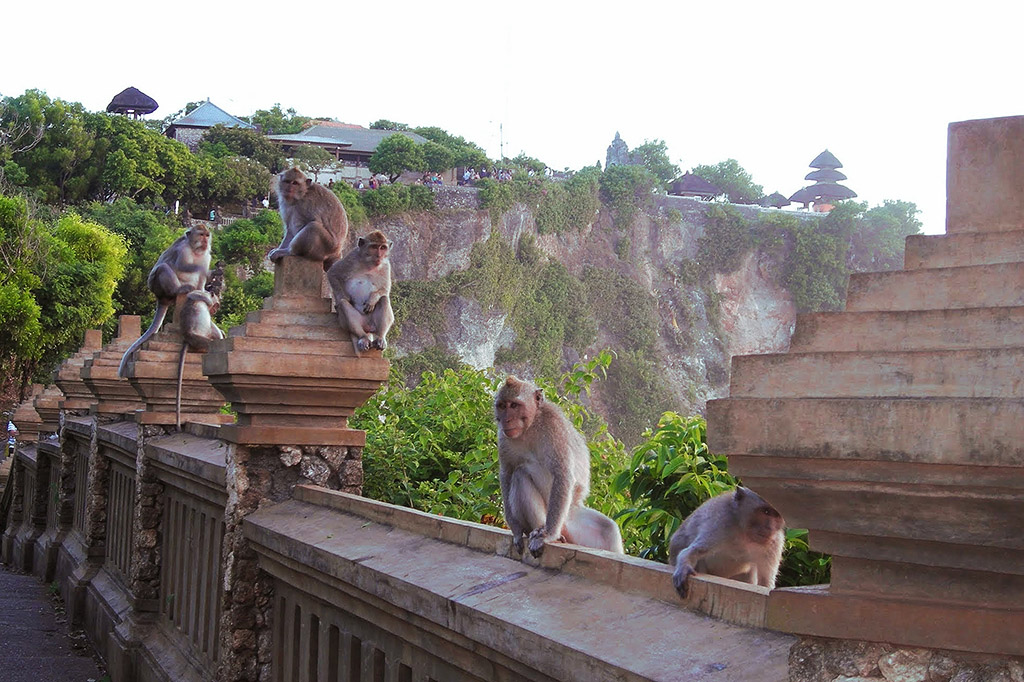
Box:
[330,181,368,227]
[697,204,756,275]
[360,183,435,218]
[599,164,659,229]
[214,209,283,272]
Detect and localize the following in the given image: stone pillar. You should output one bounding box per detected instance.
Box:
[947,115,1024,233]
[1,455,24,563]
[123,296,231,426]
[11,384,45,443]
[204,256,388,682]
[33,384,64,436]
[81,315,145,420]
[55,329,103,414]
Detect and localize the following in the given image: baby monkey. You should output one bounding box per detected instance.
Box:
[667,486,785,598]
[174,262,226,429]
[327,230,394,354]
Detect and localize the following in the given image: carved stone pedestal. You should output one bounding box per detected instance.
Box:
[81,315,146,419]
[32,384,64,435]
[204,256,389,446]
[55,329,103,413]
[123,311,230,426]
[11,384,45,443]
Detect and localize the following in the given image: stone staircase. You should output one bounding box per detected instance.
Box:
[706,115,1024,656]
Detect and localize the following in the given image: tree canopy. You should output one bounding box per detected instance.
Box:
[691,158,764,204]
[250,104,310,134]
[632,139,679,189]
[369,134,426,182]
[201,124,285,173]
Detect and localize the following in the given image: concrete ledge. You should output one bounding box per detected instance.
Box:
[293,485,773,628]
[245,494,794,682]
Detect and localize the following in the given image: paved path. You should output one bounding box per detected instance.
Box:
[0,567,106,682]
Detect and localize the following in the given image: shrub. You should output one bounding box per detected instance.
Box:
[599,164,658,229]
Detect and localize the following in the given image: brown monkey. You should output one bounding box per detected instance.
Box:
[118,225,212,377]
[269,167,348,268]
[326,230,394,354]
[174,263,226,429]
[495,376,624,558]
[667,487,785,599]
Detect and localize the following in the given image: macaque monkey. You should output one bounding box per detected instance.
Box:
[494,376,624,558]
[667,487,785,599]
[326,230,394,354]
[118,225,212,377]
[174,262,225,429]
[270,167,348,269]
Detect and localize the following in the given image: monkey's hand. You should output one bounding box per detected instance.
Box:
[673,564,695,599]
[527,527,548,558]
[363,294,380,314]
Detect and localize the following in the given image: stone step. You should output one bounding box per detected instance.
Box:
[218,335,358,357]
[245,309,337,327]
[790,306,1024,352]
[846,262,1024,311]
[706,397,1024,467]
[228,322,342,341]
[730,348,1024,398]
[904,230,1024,270]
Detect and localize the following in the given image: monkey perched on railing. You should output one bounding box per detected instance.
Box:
[494,376,624,558]
[327,230,394,355]
[668,487,785,598]
[118,225,212,378]
[270,167,348,269]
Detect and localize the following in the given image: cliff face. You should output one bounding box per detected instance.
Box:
[367,191,808,438]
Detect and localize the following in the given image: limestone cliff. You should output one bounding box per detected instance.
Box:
[364,188,867,444]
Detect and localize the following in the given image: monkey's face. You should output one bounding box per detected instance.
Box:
[278,171,309,203]
[495,385,540,439]
[189,228,210,253]
[746,504,785,543]
[364,240,389,267]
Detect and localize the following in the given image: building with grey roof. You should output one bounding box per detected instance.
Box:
[164,99,255,151]
[268,124,427,166]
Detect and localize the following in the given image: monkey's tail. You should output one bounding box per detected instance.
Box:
[117,302,170,378]
[175,342,187,431]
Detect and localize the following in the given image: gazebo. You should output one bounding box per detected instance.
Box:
[106,87,158,119]
[760,191,791,208]
[669,172,719,200]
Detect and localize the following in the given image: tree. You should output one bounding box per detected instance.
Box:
[421,141,454,174]
[370,119,410,131]
[369,134,425,183]
[213,209,284,273]
[632,139,679,189]
[509,153,547,175]
[691,159,764,204]
[851,199,922,271]
[250,104,310,134]
[0,194,127,397]
[413,126,491,169]
[160,101,204,129]
[201,124,285,173]
[290,144,336,181]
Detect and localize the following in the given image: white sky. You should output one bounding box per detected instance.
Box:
[5,1,1024,235]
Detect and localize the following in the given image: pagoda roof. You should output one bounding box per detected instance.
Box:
[669,172,719,197]
[804,168,847,182]
[169,100,254,129]
[810,149,843,169]
[106,86,158,115]
[809,182,857,200]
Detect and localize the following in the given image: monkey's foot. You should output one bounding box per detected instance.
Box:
[673,565,695,599]
[268,248,286,262]
[512,535,525,555]
[355,337,373,352]
[372,337,387,351]
[527,528,548,558]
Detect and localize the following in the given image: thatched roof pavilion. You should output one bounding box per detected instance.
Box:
[106,87,158,118]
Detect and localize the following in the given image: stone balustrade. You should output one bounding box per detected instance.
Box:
[3,117,1024,682]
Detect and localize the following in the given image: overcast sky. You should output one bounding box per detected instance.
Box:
[6,1,1023,234]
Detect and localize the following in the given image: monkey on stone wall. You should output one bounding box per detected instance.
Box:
[494,376,624,558]
[667,486,785,598]
[326,230,394,355]
[270,167,348,269]
[118,225,212,378]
